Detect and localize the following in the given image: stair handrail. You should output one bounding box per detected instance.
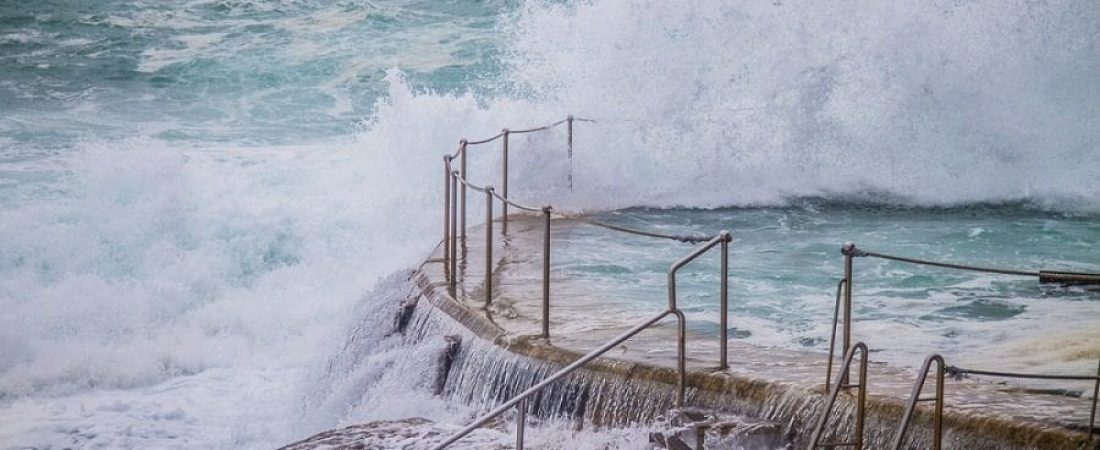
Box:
[827,242,1100,388]
[807,341,870,450]
[891,353,946,450]
[892,355,1100,450]
[430,308,682,450]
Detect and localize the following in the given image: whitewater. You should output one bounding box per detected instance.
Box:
[0,0,1097,448]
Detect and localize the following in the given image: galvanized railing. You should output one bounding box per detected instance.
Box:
[433,116,736,449]
[827,241,1100,388]
[429,309,678,450]
[807,342,870,450]
[891,356,1099,450]
[823,242,1100,447]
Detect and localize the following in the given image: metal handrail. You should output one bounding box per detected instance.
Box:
[892,356,1100,449]
[891,354,946,450]
[431,309,681,450]
[668,231,733,371]
[827,242,1100,387]
[824,278,846,391]
[807,342,870,450]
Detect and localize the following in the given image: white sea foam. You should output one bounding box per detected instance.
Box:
[1,1,1097,448]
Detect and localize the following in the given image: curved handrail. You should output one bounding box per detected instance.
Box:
[431,309,679,450]
[668,231,733,371]
[807,342,870,450]
[892,354,946,450]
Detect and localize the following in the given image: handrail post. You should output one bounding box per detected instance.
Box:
[541,206,552,340]
[1090,358,1099,447]
[808,342,869,450]
[891,354,945,450]
[515,397,527,450]
[485,186,494,305]
[566,115,574,189]
[443,156,451,278]
[449,171,459,296]
[501,129,510,235]
[841,242,857,385]
[719,230,731,370]
[826,278,846,391]
[460,139,468,243]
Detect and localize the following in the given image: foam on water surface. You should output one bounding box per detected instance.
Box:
[1,0,1098,448]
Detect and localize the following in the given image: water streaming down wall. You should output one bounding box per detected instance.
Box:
[303,269,1091,450]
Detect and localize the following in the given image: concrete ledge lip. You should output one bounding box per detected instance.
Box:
[423,217,1096,449]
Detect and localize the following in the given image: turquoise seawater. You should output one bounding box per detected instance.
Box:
[0,0,1098,448]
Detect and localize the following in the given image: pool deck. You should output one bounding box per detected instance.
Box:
[417,214,1097,449]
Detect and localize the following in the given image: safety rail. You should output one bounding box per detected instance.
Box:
[892,354,946,450]
[430,309,680,450]
[433,115,736,449]
[441,115,732,347]
[892,356,1099,450]
[826,241,1100,388]
[807,342,870,450]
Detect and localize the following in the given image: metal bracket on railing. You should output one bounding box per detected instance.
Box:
[807,342,870,450]
[891,354,946,450]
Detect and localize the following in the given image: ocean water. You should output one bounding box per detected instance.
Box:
[0,0,1098,448]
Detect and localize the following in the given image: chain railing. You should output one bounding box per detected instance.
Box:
[433,115,735,449]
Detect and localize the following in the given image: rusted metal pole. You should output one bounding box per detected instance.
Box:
[460,139,468,242]
[934,362,945,450]
[1089,358,1099,448]
[501,129,509,235]
[541,206,552,340]
[841,242,856,385]
[485,187,494,305]
[719,230,730,370]
[449,171,459,296]
[566,115,574,189]
[443,156,451,278]
[516,397,527,450]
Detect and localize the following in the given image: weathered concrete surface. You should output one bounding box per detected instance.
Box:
[422,215,1097,450]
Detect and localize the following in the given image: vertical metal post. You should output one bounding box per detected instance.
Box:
[673,309,687,407]
[541,206,552,340]
[501,129,509,235]
[460,140,468,241]
[719,230,730,370]
[515,397,527,450]
[485,187,494,305]
[566,115,574,189]
[1088,358,1099,447]
[855,346,868,450]
[450,172,459,296]
[443,156,451,277]
[934,362,945,450]
[841,242,856,385]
